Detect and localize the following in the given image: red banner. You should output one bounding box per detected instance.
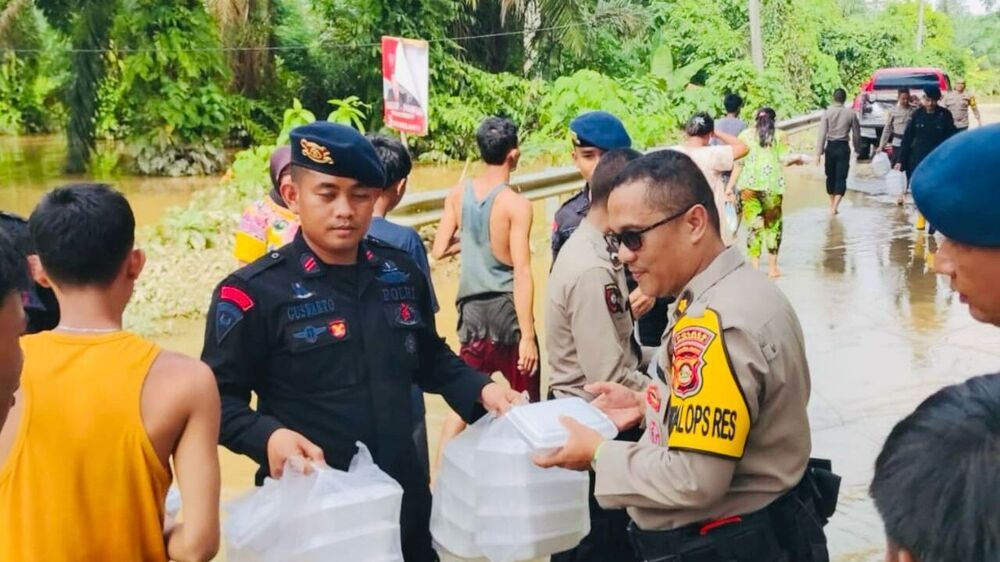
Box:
[382,36,429,136]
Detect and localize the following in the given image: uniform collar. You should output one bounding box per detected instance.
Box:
[675,246,745,310]
[578,218,619,270]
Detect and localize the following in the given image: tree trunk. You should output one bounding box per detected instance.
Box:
[65,1,116,174]
[0,0,31,40]
[521,0,540,77]
[749,0,764,71]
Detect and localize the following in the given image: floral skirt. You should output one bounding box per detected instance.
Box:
[740,189,783,257]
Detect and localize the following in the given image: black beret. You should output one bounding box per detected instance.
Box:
[912,124,1000,247]
[289,121,387,188]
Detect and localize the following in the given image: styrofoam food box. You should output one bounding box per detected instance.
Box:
[506,397,618,452]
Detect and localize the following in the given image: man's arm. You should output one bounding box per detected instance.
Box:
[432,187,461,259]
[202,280,283,465]
[815,111,829,159]
[712,130,748,161]
[509,195,538,376]
[594,327,764,511]
[164,358,221,562]
[878,114,894,152]
[970,96,981,126]
[201,278,323,477]
[569,269,649,393]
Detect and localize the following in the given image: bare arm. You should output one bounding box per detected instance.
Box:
[166,361,221,562]
[509,197,538,375]
[713,129,749,160]
[726,161,743,196]
[431,188,461,259]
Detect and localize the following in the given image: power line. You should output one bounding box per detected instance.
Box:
[0,20,591,55]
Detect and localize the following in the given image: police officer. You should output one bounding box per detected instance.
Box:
[547,148,648,562]
[202,122,521,562]
[876,88,915,161]
[894,86,956,211]
[0,212,58,333]
[913,124,1000,327]
[816,87,861,215]
[537,150,833,561]
[551,111,632,262]
[941,79,982,133]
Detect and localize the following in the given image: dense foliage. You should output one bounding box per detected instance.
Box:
[0,0,998,172]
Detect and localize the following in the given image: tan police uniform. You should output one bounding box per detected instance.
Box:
[815,104,861,153]
[593,245,811,531]
[877,105,914,152]
[546,219,649,400]
[942,91,981,130]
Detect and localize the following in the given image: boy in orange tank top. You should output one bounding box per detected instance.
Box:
[0,184,220,562]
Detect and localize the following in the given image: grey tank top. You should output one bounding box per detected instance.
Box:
[456,180,514,301]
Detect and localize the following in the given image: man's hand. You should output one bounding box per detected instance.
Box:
[518,336,539,377]
[815,155,823,167]
[586,381,645,431]
[893,163,902,171]
[533,417,605,471]
[266,428,325,478]
[481,382,524,414]
[629,289,655,319]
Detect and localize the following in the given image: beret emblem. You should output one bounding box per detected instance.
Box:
[300,138,334,164]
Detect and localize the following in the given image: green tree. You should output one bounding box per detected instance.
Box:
[35,0,117,172]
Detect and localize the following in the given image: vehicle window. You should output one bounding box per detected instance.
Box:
[943,74,951,89]
[872,73,941,89]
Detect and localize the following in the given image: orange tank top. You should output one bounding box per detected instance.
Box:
[0,331,172,562]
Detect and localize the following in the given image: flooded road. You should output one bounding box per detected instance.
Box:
[5,110,1000,560]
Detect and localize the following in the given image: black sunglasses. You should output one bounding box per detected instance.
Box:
[605,202,701,252]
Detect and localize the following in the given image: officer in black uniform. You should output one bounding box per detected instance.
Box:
[202,122,521,562]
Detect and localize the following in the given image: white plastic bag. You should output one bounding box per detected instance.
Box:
[723,200,740,240]
[225,442,404,562]
[871,151,891,177]
[885,169,907,196]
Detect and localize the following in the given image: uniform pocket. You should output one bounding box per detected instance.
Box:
[382,302,424,371]
[275,316,357,390]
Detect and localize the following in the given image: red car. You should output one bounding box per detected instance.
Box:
[853,67,952,159]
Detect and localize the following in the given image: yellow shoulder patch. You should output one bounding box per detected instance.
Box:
[666,307,750,459]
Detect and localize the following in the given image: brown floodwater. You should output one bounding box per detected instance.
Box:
[4,109,999,561]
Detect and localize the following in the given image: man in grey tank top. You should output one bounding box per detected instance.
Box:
[433,117,539,456]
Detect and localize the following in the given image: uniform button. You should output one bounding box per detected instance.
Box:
[271,252,280,259]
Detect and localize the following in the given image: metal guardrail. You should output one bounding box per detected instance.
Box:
[395,111,824,229]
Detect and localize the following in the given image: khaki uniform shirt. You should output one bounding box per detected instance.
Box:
[816,104,861,156]
[593,246,811,530]
[546,219,648,400]
[878,105,914,150]
[942,91,981,129]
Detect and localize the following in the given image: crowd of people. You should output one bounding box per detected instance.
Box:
[0,82,996,562]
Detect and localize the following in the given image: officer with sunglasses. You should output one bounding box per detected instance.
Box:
[536,150,835,561]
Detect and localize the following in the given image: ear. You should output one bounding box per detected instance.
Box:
[394,178,408,200]
[509,147,521,167]
[27,255,51,289]
[685,204,711,243]
[126,249,146,280]
[281,177,300,214]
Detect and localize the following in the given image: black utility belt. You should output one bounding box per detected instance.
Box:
[628,507,777,555]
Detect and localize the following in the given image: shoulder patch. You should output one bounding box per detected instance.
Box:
[215,301,244,344]
[604,283,624,314]
[665,307,750,459]
[233,251,285,281]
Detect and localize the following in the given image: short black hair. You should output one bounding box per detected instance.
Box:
[0,227,27,301]
[723,93,743,114]
[870,373,1000,562]
[611,150,720,234]
[923,86,942,101]
[897,88,910,97]
[29,184,135,287]
[476,116,519,165]
[590,148,642,208]
[833,88,847,103]
[684,112,714,137]
[366,133,412,186]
